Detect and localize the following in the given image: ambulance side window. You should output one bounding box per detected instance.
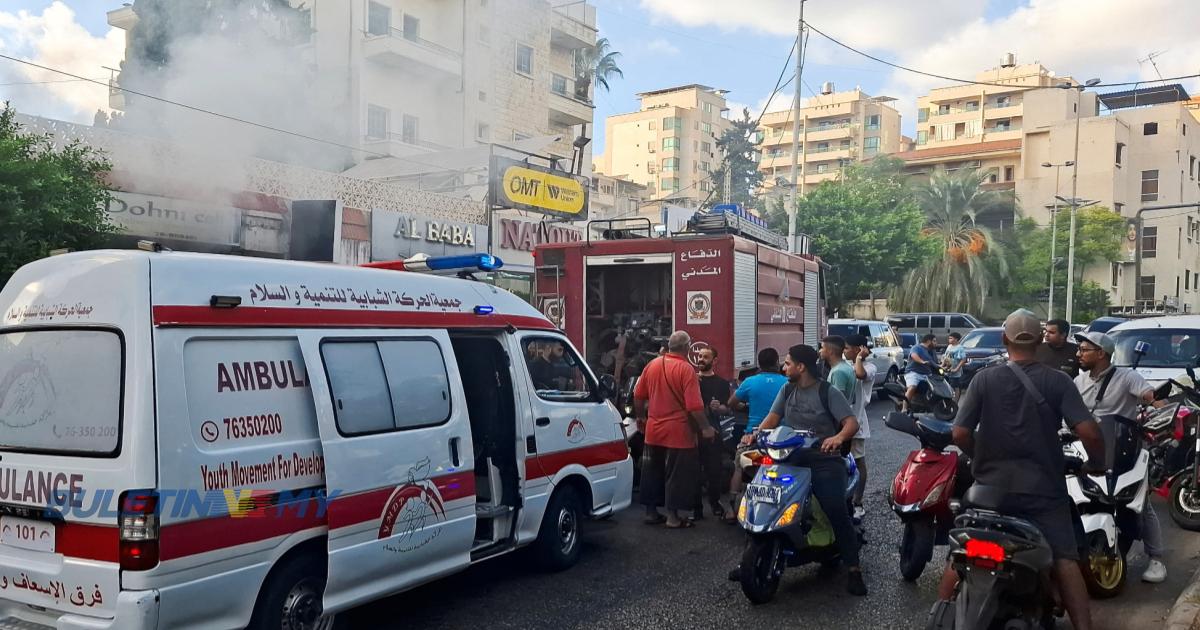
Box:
[522,338,596,403]
[322,338,451,436]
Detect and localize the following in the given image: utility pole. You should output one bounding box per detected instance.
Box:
[723,152,732,204]
[1061,78,1100,321]
[786,0,805,253]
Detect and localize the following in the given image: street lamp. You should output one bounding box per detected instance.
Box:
[1041,160,1074,319]
[1056,77,1102,322]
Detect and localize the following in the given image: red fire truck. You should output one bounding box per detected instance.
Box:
[533,215,827,389]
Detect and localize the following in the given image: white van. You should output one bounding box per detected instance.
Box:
[1108,315,1200,387]
[0,250,633,629]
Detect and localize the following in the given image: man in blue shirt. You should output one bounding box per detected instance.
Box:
[905,334,938,408]
[944,332,968,399]
[724,348,787,520]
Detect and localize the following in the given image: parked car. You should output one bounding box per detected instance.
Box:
[829,318,905,386]
[1109,315,1200,387]
[887,312,984,349]
[1084,316,1129,334]
[956,327,1007,387]
[1070,324,1086,337]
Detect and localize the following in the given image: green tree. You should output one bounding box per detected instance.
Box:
[890,168,1017,313]
[777,157,933,313]
[708,108,763,207]
[1073,281,1112,323]
[1008,206,1123,313]
[574,37,624,100]
[0,105,115,285]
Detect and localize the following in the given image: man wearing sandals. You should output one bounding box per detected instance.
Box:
[634,331,715,529]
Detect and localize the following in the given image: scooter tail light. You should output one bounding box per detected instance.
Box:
[964,539,1006,565]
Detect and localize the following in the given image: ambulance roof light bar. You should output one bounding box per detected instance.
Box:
[362,253,504,273]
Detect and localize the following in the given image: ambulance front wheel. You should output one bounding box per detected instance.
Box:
[534,486,584,572]
[249,553,343,630]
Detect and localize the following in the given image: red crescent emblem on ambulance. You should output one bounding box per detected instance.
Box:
[566,418,586,444]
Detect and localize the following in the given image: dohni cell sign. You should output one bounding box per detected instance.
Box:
[104,191,239,245]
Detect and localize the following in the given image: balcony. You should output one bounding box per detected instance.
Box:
[549,75,593,126]
[363,28,462,79]
[551,4,597,49]
[106,5,137,29]
[806,124,854,141]
[362,132,454,157]
[984,104,1022,119]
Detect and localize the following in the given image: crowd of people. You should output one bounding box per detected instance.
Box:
[629,310,1173,625]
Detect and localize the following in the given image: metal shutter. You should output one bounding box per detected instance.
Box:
[804,269,820,347]
[733,251,757,371]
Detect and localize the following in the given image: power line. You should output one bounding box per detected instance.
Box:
[0,76,108,87]
[0,53,461,175]
[804,20,1200,89]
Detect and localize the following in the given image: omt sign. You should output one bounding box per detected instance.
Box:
[490,156,589,220]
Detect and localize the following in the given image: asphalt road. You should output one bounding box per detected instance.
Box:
[349,398,1200,629]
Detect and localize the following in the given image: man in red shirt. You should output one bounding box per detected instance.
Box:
[634,330,713,528]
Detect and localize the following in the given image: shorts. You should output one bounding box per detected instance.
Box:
[976,492,1080,561]
[850,438,866,459]
[904,372,928,388]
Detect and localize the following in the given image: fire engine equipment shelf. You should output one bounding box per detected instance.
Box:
[686,211,788,250]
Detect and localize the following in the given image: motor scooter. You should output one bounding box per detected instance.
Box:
[883,366,958,421]
[884,411,970,582]
[1146,368,1200,530]
[1062,412,1149,599]
[735,426,860,604]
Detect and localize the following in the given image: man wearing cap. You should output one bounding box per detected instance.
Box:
[745,344,867,596]
[1075,330,1168,583]
[937,309,1105,630]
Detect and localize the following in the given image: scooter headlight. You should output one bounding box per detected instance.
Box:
[1079,476,1106,501]
[921,482,948,509]
[767,446,796,461]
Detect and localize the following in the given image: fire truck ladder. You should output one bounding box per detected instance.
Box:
[686,211,788,250]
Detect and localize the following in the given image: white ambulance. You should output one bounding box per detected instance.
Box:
[0,249,633,629]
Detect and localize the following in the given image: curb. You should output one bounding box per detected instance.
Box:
[1166,564,1200,630]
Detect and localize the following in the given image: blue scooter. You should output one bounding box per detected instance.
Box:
[736,426,861,603]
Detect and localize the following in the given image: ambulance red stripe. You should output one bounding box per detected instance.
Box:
[54,444,625,562]
[152,306,557,331]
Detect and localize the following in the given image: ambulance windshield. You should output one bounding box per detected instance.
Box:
[0,329,123,455]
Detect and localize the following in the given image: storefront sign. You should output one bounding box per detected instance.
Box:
[498,218,581,252]
[370,210,486,261]
[104,191,239,246]
[490,156,589,220]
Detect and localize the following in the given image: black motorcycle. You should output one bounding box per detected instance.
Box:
[1147,367,1200,530]
[883,366,958,422]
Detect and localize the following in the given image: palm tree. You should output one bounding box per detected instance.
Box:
[574,37,624,101]
[891,169,1016,313]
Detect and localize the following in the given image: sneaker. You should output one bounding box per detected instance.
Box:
[1143,559,1167,583]
[846,570,868,596]
[853,505,866,521]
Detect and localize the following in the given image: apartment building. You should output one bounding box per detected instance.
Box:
[896,59,1079,189]
[106,0,598,175]
[756,85,902,192]
[593,84,732,204]
[590,173,648,222]
[1018,85,1200,314]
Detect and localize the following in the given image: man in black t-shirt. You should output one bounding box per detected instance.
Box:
[694,346,732,520]
[937,309,1104,630]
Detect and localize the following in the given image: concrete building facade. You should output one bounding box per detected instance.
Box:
[756,86,902,192]
[1018,93,1200,314]
[593,84,732,205]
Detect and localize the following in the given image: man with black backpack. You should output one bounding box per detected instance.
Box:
[744,344,867,596]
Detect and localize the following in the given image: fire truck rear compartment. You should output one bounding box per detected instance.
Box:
[584,262,673,386]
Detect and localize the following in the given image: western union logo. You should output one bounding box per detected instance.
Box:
[499,164,586,216]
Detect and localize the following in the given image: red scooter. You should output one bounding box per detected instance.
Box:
[884,409,969,582]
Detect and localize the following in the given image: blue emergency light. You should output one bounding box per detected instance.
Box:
[363,253,504,273]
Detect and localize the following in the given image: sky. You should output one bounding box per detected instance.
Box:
[2,0,1199,156]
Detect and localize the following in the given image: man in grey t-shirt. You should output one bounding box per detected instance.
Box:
[751,344,865,596]
[937,309,1105,630]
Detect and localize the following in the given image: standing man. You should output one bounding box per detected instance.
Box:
[634,331,713,529]
[905,334,939,407]
[944,332,968,399]
[1074,331,1168,583]
[695,346,733,520]
[822,335,856,401]
[747,344,866,596]
[844,334,877,520]
[1037,318,1081,378]
[937,309,1104,630]
[726,348,788,520]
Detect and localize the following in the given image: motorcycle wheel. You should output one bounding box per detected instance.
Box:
[1080,532,1126,599]
[900,518,936,582]
[1169,476,1200,531]
[932,398,958,422]
[739,537,783,604]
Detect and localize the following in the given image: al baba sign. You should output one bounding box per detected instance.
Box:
[490,156,589,220]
